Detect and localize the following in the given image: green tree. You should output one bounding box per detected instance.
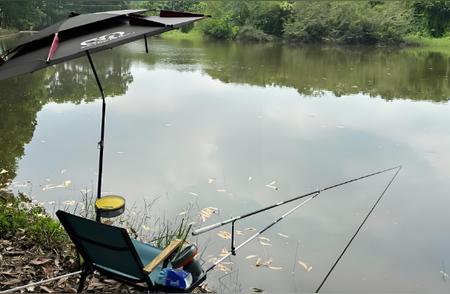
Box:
[411,0,450,37]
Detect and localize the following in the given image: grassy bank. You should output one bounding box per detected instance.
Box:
[0,192,204,292]
[404,35,450,54]
[0,28,18,38]
[161,29,204,41]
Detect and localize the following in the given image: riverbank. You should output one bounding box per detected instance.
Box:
[0,193,210,292]
[0,28,18,38]
[404,35,450,54]
[0,193,137,292]
[162,29,450,54]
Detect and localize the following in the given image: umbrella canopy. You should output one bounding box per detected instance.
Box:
[0,10,207,80]
[0,9,208,221]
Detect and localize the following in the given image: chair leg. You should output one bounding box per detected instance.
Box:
[77,269,89,293]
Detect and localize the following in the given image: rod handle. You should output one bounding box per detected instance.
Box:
[192,222,223,236]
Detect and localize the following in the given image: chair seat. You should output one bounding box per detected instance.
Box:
[131,239,165,282]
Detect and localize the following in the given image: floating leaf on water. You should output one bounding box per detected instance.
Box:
[208,178,216,184]
[277,233,289,238]
[188,192,199,197]
[258,236,270,242]
[265,181,278,190]
[236,230,245,236]
[298,260,312,272]
[216,263,231,273]
[60,169,67,174]
[219,248,229,257]
[64,200,76,206]
[217,230,232,240]
[251,287,264,293]
[298,260,307,270]
[245,255,258,260]
[0,169,8,174]
[269,266,283,270]
[216,189,226,193]
[200,207,218,222]
[259,241,272,246]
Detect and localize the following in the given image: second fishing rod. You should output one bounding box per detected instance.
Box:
[192,165,401,237]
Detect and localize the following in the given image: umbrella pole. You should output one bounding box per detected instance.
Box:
[86,51,106,221]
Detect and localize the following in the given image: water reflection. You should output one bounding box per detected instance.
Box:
[1,36,450,292]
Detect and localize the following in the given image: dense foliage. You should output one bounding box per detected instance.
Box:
[0,0,449,43]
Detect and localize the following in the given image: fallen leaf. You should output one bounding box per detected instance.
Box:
[277,233,289,238]
[217,230,231,240]
[40,285,54,292]
[219,248,229,257]
[245,255,258,260]
[298,260,312,272]
[258,236,270,242]
[259,241,272,246]
[251,287,264,292]
[255,257,262,267]
[216,263,231,273]
[30,258,52,265]
[1,278,21,285]
[269,266,283,270]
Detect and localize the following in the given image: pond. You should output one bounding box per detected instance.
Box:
[1,35,450,292]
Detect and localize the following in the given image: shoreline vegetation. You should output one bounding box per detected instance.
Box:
[1,0,450,53]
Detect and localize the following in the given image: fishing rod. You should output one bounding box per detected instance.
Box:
[204,192,320,273]
[315,165,402,292]
[194,165,401,290]
[193,165,401,237]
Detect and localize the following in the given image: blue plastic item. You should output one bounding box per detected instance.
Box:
[157,268,193,289]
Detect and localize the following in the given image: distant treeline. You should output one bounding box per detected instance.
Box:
[1,0,450,44]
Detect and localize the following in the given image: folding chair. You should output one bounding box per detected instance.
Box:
[56,210,206,292]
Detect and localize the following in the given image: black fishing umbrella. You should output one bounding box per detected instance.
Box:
[0,9,208,219]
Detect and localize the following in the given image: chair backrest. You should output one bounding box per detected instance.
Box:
[56,210,145,281]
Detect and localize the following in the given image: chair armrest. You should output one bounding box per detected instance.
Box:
[143,239,182,274]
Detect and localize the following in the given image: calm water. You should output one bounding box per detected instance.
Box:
[1,36,450,292]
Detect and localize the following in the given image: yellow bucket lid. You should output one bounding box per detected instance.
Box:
[95,195,125,218]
